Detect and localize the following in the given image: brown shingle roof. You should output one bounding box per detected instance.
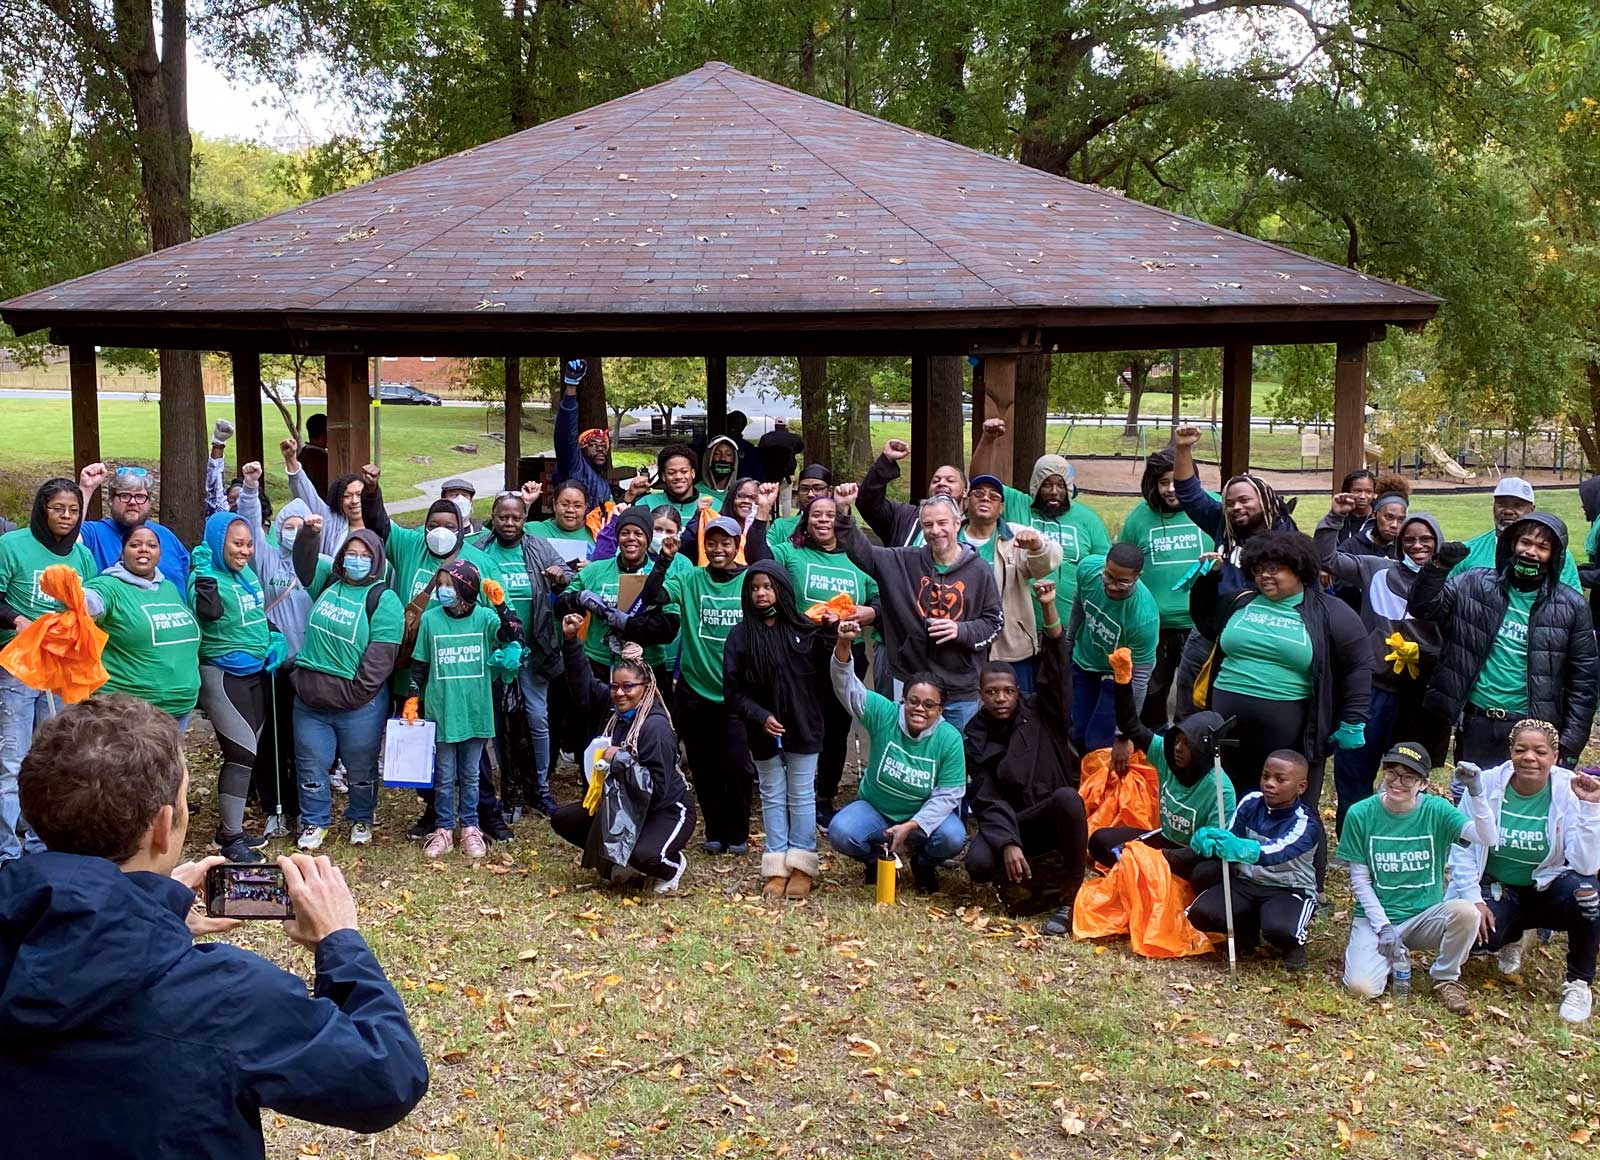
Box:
[1,62,1437,353]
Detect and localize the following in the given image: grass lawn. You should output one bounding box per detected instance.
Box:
[170,737,1600,1160]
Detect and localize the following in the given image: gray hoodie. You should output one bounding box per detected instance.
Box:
[239,488,324,665]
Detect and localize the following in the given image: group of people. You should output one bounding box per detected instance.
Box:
[2,378,1598,1027]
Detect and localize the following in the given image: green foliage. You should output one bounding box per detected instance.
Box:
[603,358,703,433]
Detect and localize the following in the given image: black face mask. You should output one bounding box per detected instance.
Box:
[757,603,778,620]
[1511,555,1546,589]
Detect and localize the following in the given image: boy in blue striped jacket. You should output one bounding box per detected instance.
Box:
[1186,749,1324,972]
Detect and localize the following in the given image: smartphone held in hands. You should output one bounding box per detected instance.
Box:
[205,863,295,920]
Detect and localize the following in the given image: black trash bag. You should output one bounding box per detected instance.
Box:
[581,751,655,873]
[495,676,537,808]
[994,850,1072,918]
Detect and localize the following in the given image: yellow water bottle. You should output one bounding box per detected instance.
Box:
[875,841,896,906]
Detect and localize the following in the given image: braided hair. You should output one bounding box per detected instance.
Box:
[1220,473,1288,557]
[607,643,668,757]
[1508,717,1560,754]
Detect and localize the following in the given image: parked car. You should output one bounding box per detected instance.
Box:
[372,381,443,406]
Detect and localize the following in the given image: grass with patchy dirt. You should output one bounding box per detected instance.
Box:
[169,734,1600,1160]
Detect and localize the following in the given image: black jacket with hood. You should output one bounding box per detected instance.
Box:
[964,627,1080,852]
[563,635,691,813]
[1409,511,1599,761]
[1208,580,1372,765]
[858,452,924,547]
[722,562,835,760]
[0,852,427,1159]
[1580,476,1600,626]
[1113,676,1225,790]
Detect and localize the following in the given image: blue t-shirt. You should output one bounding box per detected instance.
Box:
[80,519,191,589]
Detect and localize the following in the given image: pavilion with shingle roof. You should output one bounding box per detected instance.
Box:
[1,60,1439,502]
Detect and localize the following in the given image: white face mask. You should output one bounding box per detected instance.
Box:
[452,496,473,522]
[426,525,458,556]
[280,526,298,548]
[651,532,667,553]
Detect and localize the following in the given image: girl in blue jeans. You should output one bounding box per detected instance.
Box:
[827,619,969,895]
[723,563,836,899]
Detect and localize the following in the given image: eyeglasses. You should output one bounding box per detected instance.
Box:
[44,504,78,517]
[112,492,151,505]
[609,681,645,693]
[905,696,943,712]
[1380,771,1425,787]
[797,483,830,496]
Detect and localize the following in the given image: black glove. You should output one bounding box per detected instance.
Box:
[1435,541,1470,569]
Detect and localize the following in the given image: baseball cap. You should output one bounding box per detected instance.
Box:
[705,516,742,538]
[1493,477,1535,504]
[969,474,1005,496]
[1380,742,1432,778]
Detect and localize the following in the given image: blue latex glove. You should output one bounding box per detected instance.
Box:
[189,543,214,574]
[1215,832,1262,864]
[1330,720,1365,751]
[604,607,630,632]
[1169,556,1215,593]
[489,641,525,682]
[263,631,288,673]
[1189,825,1227,858]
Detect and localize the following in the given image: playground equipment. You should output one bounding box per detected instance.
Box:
[1424,442,1479,482]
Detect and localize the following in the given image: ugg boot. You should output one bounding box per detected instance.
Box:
[761,851,789,898]
[783,848,819,899]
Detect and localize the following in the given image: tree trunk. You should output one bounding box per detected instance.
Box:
[1580,358,1600,472]
[797,356,831,475]
[844,375,872,479]
[1122,359,1150,437]
[1014,352,1049,475]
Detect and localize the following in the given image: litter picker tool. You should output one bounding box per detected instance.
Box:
[1207,716,1241,983]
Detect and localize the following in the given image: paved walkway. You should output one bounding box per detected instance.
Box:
[384,461,518,514]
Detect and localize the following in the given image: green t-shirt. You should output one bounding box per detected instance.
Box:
[664,565,746,702]
[1336,792,1468,923]
[475,538,536,626]
[1484,779,1553,887]
[769,542,880,609]
[413,603,500,743]
[1587,514,1600,563]
[0,529,97,648]
[768,514,800,545]
[573,554,692,670]
[384,524,504,606]
[1070,554,1161,673]
[298,566,406,681]
[187,569,269,660]
[1146,732,1236,847]
[659,486,722,524]
[85,575,201,716]
[1469,586,1533,713]
[527,520,593,565]
[1000,486,1110,604]
[856,690,966,823]
[1452,528,1581,591]
[1116,502,1215,630]
[960,529,998,565]
[1213,591,1313,702]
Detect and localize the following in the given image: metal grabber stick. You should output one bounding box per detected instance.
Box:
[1210,716,1240,983]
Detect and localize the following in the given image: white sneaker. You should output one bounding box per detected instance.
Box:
[330,762,348,794]
[262,814,291,839]
[1495,940,1524,976]
[653,854,687,895]
[297,825,328,851]
[349,822,373,846]
[1561,980,1593,1024]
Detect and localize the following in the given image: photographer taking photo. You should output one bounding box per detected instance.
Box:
[0,694,427,1158]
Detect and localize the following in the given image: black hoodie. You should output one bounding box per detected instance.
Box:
[722,562,835,759]
[1410,511,1599,760]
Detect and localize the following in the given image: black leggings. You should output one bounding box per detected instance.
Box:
[1142,627,1190,729]
[966,786,1088,905]
[1209,689,1309,798]
[199,666,268,839]
[1477,871,1600,984]
[1187,874,1317,952]
[675,683,755,846]
[250,666,299,819]
[1087,826,1204,883]
[550,798,697,881]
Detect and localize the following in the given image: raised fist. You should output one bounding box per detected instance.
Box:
[562,612,585,639]
[757,482,780,511]
[301,514,324,535]
[521,480,544,507]
[882,439,910,462]
[833,483,860,507]
[1329,492,1360,517]
[1173,425,1202,449]
[360,463,381,486]
[1435,541,1470,569]
[836,618,863,642]
[983,417,1006,439]
[242,461,263,485]
[280,438,299,463]
[78,462,109,492]
[1012,527,1042,552]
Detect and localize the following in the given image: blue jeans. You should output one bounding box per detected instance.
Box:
[293,691,387,827]
[1070,664,1118,752]
[1010,656,1038,695]
[827,798,966,867]
[435,738,486,829]
[0,668,54,861]
[1333,685,1399,836]
[755,751,819,854]
[516,666,551,782]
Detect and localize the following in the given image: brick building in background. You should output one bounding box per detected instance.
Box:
[374,356,470,394]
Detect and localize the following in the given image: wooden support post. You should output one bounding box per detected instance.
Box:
[910,355,931,498]
[1219,344,1253,480]
[69,343,101,519]
[1333,340,1368,487]
[705,355,728,439]
[504,357,523,492]
[983,354,1018,485]
[325,354,371,480]
[1014,352,1048,482]
[231,352,263,476]
[969,357,986,456]
[928,355,965,490]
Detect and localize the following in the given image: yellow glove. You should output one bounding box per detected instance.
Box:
[1383,632,1420,679]
[582,755,608,815]
[481,578,505,606]
[1108,647,1134,685]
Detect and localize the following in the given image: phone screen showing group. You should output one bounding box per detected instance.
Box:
[206,864,294,919]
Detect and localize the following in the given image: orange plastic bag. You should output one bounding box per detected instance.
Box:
[1072,840,1217,958]
[1077,747,1160,836]
[0,564,107,704]
[805,591,857,623]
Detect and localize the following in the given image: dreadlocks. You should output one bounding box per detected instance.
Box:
[607,643,668,756]
[1219,473,1288,557]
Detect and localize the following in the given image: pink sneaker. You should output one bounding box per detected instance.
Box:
[460,826,487,859]
[423,828,453,859]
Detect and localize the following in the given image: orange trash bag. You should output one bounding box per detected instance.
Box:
[1072,840,1217,958]
[0,564,108,704]
[805,591,857,623]
[1078,746,1160,836]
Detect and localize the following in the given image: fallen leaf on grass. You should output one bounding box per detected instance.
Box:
[1060,1111,1087,1136]
[848,1036,882,1058]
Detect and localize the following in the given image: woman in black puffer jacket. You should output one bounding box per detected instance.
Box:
[1410,512,1598,768]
